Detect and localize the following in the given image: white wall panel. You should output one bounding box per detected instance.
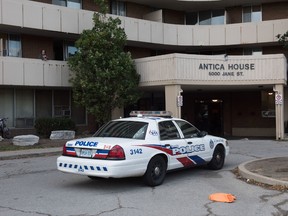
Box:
[163,24,177,45]
[61,8,79,33]
[44,64,62,86]
[124,18,138,41]
[24,61,44,86]
[177,25,193,46]
[210,26,225,45]
[78,11,93,33]
[42,6,61,31]
[3,59,23,85]
[241,23,257,44]
[151,22,163,44]
[258,21,274,43]
[2,0,22,27]
[226,24,241,45]
[193,26,209,45]
[273,19,288,42]
[138,20,151,43]
[23,2,42,29]
[61,64,71,86]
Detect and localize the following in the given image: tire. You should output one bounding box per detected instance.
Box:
[208,146,225,170]
[143,155,167,187]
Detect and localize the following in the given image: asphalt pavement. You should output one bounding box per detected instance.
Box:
[0,140,287,188]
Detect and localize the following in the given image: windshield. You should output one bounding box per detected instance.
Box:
[94,121,148,140]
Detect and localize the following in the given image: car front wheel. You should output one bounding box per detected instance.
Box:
[208,146,225,170]
[143,155,167,186]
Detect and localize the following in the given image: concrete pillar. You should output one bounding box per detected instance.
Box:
[165,85,182,118]
[274,84,284,140]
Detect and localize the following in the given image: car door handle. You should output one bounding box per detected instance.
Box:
[164,144,171,148]
[187,142,193,144]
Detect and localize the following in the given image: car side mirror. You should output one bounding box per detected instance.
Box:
[198,131,208,137]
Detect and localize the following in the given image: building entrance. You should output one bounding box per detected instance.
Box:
[194,99,223,136]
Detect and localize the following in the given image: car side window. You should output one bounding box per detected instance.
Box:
[175,120,199,138]
[158,121,180,140]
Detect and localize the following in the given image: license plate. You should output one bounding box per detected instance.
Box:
[80,149,92,158]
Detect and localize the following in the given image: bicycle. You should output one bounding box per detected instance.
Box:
[0,118,10,138]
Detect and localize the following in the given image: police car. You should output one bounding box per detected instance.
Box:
[57,111,229,186]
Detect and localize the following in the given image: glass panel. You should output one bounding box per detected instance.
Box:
[199,11,211,25]
[251,5,262,22]
[186,12,198,25]
[67,0,81,9]
[118,1,126,16]
[15,89,34,128]
[261,91,275,118]
[35,90,52,118]
[52,0,66,6]
[211,10,224,25]
[111,1,126,16]
[158,121,180,140]
[175,120,199,138]
[8,34,21,57]
[64,42,77,60]
[54,90,70,117]
[243,6,251,23]
[0,89,14,127]
[94,121,148,140]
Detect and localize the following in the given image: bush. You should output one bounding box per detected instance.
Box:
[35,117,76,138]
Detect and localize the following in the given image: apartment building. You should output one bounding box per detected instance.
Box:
[0,0,287,139]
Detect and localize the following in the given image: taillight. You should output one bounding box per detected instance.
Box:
[62,145,77,156]
[62,145,67,155]
[107,145,125,160]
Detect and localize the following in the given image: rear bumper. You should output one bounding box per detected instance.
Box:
[57,156,147,178]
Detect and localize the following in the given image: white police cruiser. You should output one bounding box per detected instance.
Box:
[57,111,229,186]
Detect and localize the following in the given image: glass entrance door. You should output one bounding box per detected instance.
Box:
[194,99,223,136]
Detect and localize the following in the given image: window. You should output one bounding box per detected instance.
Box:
[186,10,225,25]
[64,42,77,60]
[261,91,275,118]
[52,0,81,9]
[111,0,126,16]
[243,5,262,23]
[8,34,21,57]
[243,47,262,56]
[94,121,148,139]
[158,121,180,140]
[175,120,199,138]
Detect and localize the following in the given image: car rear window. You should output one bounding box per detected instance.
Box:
[94,121,148,140]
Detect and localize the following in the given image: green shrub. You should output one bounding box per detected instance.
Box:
[35,117,76,138]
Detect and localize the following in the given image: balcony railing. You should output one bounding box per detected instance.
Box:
[0,57,70,87]
[0,0,288,47]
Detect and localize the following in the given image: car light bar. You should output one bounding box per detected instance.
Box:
[130,111,173,117]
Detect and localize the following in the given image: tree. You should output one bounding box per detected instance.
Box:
[68,0,140,126]
[277,31,288,49]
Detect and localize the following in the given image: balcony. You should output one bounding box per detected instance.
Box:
[0,0,288,47]
[0,57,70,87]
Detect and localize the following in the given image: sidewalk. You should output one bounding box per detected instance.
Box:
[0,143,287,188]
[0,147,62,160]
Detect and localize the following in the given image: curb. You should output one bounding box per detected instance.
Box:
[238,157,288,187]
[0,147,62,160]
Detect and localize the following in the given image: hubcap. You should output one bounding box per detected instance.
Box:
[154,166,161,176]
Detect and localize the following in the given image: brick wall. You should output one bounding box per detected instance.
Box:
[262,2,288,20]
[22,35,54,59]
[126,2,154,19]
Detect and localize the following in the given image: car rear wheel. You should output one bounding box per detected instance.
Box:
[143,155,167,186]
[208,146,225,170]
